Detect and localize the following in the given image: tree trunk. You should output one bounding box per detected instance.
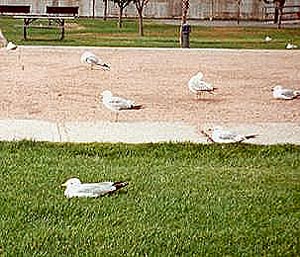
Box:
[103,0,108,20]
[138,9,144,36]
[118,8,123,28]
[92,0,95,18]
[237,0,241,24]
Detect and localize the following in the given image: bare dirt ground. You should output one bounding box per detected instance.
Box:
[0,46,300,143]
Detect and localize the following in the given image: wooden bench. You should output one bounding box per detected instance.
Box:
[13,6,79,40]
[0,5,30,15]
[46,6,79,17]
[263,5,300,28]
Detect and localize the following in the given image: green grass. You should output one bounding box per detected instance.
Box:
[0,141,299,256]
[0,17,300,48]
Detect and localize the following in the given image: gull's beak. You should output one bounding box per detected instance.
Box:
[61,182,67,187]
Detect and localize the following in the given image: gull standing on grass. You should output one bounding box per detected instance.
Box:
[264,36,272,43]
[201,127,257,143]
[80,51,110,70]
[101,90,142,122]
[188,72,215,99]
[286,43,298,50]
[6,42,17,51]
[272,85,300,100]
[62,178,128,198]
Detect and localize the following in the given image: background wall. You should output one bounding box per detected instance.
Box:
[0,0,299,20]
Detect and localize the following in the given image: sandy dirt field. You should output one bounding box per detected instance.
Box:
[0,46,299,143]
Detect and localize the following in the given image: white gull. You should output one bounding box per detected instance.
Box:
[101,90,142,122]
[201,127,257,143]
[80,51,110,70]
[62,178,128,198]
[188,72,215,99]
[272,85,300,100]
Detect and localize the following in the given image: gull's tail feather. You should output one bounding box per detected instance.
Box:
[98,63,110,70]
[244,134,258,140]
[113,181,129,190]
[130,104,143,110]
[294,91,300,98]
[208,89,217,95]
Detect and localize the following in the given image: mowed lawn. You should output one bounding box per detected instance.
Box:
[0,141,299,256]
[0,17,300,48]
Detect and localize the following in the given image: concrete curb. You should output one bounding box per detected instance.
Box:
[0,119,299,145]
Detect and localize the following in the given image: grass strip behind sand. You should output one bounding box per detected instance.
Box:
[0,141,299,256]
[0,17,299,48]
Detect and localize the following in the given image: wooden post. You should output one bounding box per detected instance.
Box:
[61,19,65,40]
[237,0,241,25]
[23,18,27,40]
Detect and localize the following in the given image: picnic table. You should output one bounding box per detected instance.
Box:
[0,5,79,40]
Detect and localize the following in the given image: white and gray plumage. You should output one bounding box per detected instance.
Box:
[188,72,215,99]
[286,43,298,50]
[80,51,110,70]
[264,36,272,43]
[101,90,142,122]
[272,85,300,100]
[62,178,128,198]
[202,127,257,143]
[6,41,17,51]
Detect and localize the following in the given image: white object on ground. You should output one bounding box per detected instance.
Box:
[62,178,128,198]
[207,127,257,143]
[101,90,142,122]
[188,72,215,98]
[0,29,7,47]
[6,42,17,51]
[80,51,110,70]
[286,43,298,49]
[264,36,272,42]
[272,85,300,100]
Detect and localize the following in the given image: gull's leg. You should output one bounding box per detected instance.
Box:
[115,112,119,122]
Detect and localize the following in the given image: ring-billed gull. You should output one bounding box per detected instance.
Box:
[101,90,142,122]
[188,72,215,99]
[62,178,128,198]
[272,85,300,100]
[264,36,272,43]
[286,43,298,50]
[6,42,17,51]
[201,127,257,143]
[80,51,110,70]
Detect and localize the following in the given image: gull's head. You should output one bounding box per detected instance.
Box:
[62,178,81,187]
[196,72,204,80]
[101,90,113,99]
[272,85,282,91]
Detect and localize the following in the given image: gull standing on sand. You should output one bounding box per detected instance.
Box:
[101,90,142,122]
[201,127,257,143]
[272,85,300,100]
[80,51,110,70]
[62,178,128,198]
[188,72,215,99]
